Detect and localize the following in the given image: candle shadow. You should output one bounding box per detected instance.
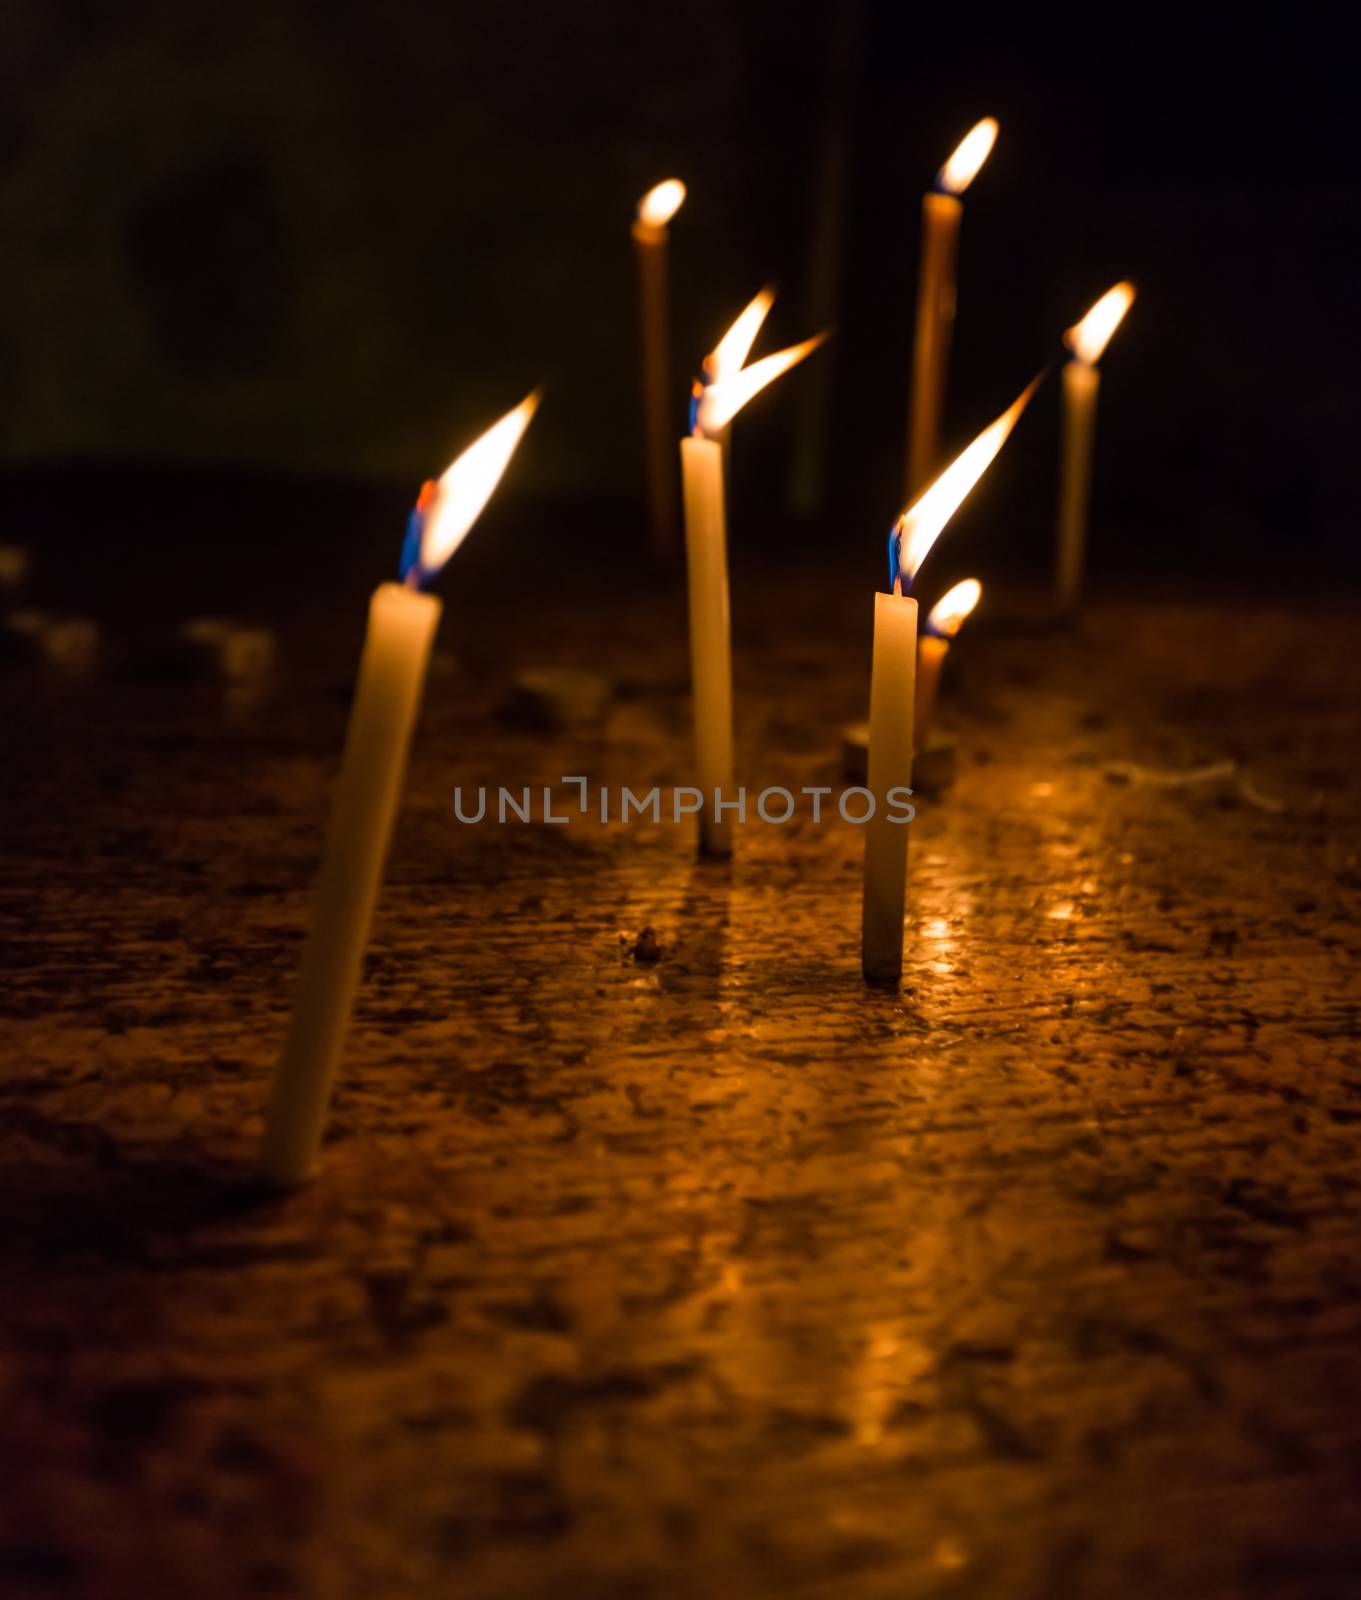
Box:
[657,856,733,1015]
[0,1122,286,1281]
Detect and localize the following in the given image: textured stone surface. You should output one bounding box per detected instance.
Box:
[1,561,1359,1599]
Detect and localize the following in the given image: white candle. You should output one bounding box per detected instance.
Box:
[861,588,917,983]
[260,392,539,1186]
[863,382,1036,984]
[681,300,825,857]
[680,434,735,856]
[1054,282,1135,615]
[260,582,439,1184]
[633,180,686,560]
[906,117,998,498]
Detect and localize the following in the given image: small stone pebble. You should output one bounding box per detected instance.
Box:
[176,618,277,682]
[503,667,612,730]
[629,927,664,964]
[0,545,30,586]
[2,609,99,671]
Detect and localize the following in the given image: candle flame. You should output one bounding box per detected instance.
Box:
[403,391,540,585]
[705,287,775,382]
[925,578,982,639]
[937,117,998,195]
[1065,282,1135,364]
[891,376,1040,588]
[696,333,826,435]
[637,178,686,229]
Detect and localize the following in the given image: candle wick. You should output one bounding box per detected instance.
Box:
[689,380,705,438]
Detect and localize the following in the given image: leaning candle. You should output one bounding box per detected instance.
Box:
[916,577,981,739]
[683,307,825,855]
[864,378,1036,984]
[260,392,539,1187]
[1055,282,1135,614]
[633,180,686,559]
[906,117,998,498]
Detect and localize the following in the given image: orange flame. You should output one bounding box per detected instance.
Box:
[938,118,998,195]
[637,178,686,229]
[925,578,982,638]
[894,376,1039,586]
[417,392,540,578]
[705,287,775,382]
[1065,282,1135,364]
[697,333,826,435]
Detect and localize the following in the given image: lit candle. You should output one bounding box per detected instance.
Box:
[260,393,539,1187]
[906,117,998,498]
[683,302,825,855]
[864,379,1036,984]
[1055,282,1135,614]
[861,585,917,983]
[916,577,981,739]
[633,180,686,559]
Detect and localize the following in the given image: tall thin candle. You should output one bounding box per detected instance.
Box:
[683,303,825,855]
[862,585,917,982]
[906,118,998,498]
[865,380,1036,984]
[633,180,686,560]
[260,393,539,1187]
[1055,282,1135,614]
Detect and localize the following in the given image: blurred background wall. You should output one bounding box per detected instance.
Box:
[1,0,1356,575]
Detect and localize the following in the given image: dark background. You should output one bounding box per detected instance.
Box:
[1,0,1357,594]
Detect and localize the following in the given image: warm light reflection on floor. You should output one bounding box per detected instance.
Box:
[851,1322,933,1446]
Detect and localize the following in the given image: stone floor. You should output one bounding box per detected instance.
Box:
[1,548,1359,1599]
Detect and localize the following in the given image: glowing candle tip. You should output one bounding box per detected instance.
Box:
[1065,282,1136,365]
[402,390,540,586]
[891,372,1041,589]
[704,286,776,383]
[696,331,827,436]
[925,577,982,638]
[937,117,999,195]
[637,179,686,228]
